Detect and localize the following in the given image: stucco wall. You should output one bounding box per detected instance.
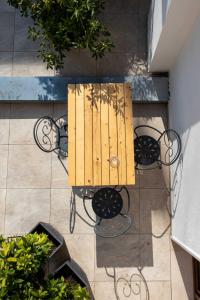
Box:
[148,0,171,64]
[169,15,200,259]
[148,0,200,72]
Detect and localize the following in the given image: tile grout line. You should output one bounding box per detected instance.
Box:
[138,169,142,300]
[138,169,141,236]
[49,153,52,224]
[3,103,11,235]
[139,171,144,300]
[94,233,96,299]
[11,8,16,76]
[170,249,172,298]
[49,103,54,223]
[167,106,173,300]
[138,169,143,298]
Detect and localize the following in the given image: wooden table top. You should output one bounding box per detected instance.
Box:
[68,83,135,186]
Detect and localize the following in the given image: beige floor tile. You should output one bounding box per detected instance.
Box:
[94,281,141,300]
[96,234,140,268]
[95,264,142,284]
[0,13,15,51]
[140,235,171,281]
[88,281,95,298]
[58,49,97,77]
[0,52,12,76]
[50,189,69,234]
[133,103,168,131]
[50,188,94,234]
[0,104,10,144]
[104,0,145,15]
[5,188,50,235]
[9,103,53,144]
[133,103,170,186]
[53,103,67,119]
[119,187,140,234]
[116,280,141,300]
[94,282,116,300]
[7,145,51,188]
[134,171,140,189]
[0,145,8,188]
[140,168,169,189]
[131,169,140,189]
[51,109,67,162]
[63,234,95,282]
[96,51,147,76]
[141,281,171,300]
[12,52,54,76]
[101,12,140,53]
[171,242,194,300]
[14,12,40,52]
[51,154,68,188]
[95,234,140,282]
[0,189,6,234]
[140,189,170,234]
[0,0,15,12]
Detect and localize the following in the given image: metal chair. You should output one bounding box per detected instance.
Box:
[134,125,181,169]
[33,115,67,157]
[70,186,132,238]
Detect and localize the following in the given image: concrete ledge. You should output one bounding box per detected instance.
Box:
[0,76,169,102]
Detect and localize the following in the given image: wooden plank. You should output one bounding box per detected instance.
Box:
[108,83,119,185]
[92,84,102,185]
[124,83,135,185]
[68,84,76,186]
[100,84,110,185]
[116,83,127,185]
[68,82,135,187]
[75,84,85,185]
[84,84,93,185]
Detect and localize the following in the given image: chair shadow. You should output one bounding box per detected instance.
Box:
[71,177,171,300]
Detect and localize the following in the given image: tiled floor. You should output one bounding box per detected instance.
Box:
[0,0,195,298]
[0,0,149,76]
[0,102,194,299]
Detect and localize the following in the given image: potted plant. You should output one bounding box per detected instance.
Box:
[0,233,91,299]
[30,222,70,275]
[53,259,90,287]
[0,232,53,299]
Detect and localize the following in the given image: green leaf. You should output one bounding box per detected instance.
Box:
[2,242,10,256]
[1,278,6,288]
[7,257,17,262]
[5,0,113,69]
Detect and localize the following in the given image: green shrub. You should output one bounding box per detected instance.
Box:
[0,233,53,299]
[0,234,91,300]
[7,0,114,69]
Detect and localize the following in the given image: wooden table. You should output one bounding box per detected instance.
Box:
[68,83,135,186]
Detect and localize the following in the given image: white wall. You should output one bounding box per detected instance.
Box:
[148,0,200,72]
[169,15,200,260]
[148,0,171,65]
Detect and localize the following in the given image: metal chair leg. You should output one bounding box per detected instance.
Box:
[69,192,96,233]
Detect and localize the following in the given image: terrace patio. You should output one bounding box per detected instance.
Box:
[0,101,194,299]
[0,0,195,299]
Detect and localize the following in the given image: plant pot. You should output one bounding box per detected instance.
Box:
[53,260,94,299]
[30,222,70,275]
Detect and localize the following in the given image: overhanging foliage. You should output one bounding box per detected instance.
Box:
[7,0,114,69]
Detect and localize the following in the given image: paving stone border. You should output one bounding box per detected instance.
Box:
[0,75,169,102]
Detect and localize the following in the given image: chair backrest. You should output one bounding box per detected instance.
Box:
[33,115,68,157]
